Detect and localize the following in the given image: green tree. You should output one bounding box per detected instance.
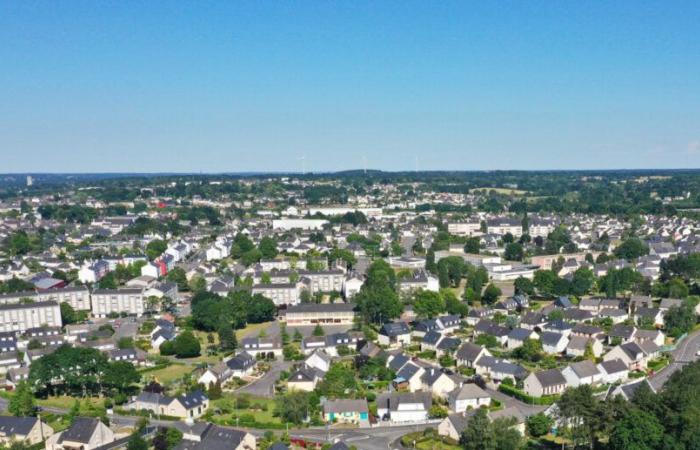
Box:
[613,237,648,261]
[231,233,255,259]
[218,324,237,351]
[312,323,325,337]
[166,267,188,291]
[413,290,446,319]
[608,409,664,450]
[504,242,524,261]
[526,412,552,437]
[9,382,36,416]
[570,267,595,297]
[153,427,183,450]
[103,361,140,393]
[664,302,696,338]
[533,270,557,297]
[513,277,534,296]
[317,363,358,398]
[146,239,168,260]
[481,284,502,305]
[442,289,469,316]
[259,236,279,259]
[172,331,201,358]
[464,237,480,254]
[274,391,314,425]
[126,433,148,450]
[460,408,494,450]
[60,302,78,325]
[513,339,542,363]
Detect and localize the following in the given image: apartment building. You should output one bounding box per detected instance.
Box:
[0,286,91,311]
[91,288,146,317]
[252,283,300,306]
[0,301,62,333]
[300,269,345,292]
[447,220,481,236]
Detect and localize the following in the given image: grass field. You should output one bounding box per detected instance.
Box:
[141,363,192,384]
[209,394,281,426]
[37,395,105,410]
[235,321,274,340]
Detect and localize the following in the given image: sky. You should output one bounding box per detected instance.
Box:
[1,1,699,173]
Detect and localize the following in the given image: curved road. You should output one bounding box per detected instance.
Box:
[649,329,700,391]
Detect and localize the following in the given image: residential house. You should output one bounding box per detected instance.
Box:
[0,416,53,446]
[597,359,629,384]
[378,322,411,348]
[448,384,491,413]
[376,392,432,423]
[323,399,370,427]
[561,360,602,387]
[524,369,567,397]
[45,417,114,450]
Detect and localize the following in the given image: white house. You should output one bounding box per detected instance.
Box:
[376,392,432,423]
[448,384,491,413]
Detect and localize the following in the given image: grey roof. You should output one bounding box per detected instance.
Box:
[59,417,99,444]
[226,352,255,370]
[376,391,432,411]
[436,337,461,351]
[396,362,422,381]
[177,390,208,409]
[609,324,635,339]
[540,331,566,346]
[422,330,442,346]
[456,342,485,362]
[380,321,410,336]
[533,369,566,387]
[599,359,628,374]
[447,413,469,434]
[289,367,317,383]
[0,416,38,436]
[507,328,534,342]
[568,360,600,378]
[449,383,489,401]
[388,353,410,371]
[323,399,369,414]
[174,424,249,450]
[617,379,654,400]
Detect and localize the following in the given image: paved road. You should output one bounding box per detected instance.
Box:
[236,360,292,397]
[288,423,439,450]
[650,329,700,391]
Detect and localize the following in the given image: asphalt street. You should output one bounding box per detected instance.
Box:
[649,328,700,391]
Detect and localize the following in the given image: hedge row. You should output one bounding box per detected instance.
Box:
[498,384,558,405]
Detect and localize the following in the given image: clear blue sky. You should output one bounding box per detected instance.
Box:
[1,1,699,172]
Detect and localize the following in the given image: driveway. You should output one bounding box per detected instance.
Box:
[236,359,292,397]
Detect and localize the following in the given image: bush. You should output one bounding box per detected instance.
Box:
[498,384,558,405]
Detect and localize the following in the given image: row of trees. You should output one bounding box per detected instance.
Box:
[28,345,140,399]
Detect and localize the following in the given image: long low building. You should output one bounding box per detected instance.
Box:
[282,303,356,326]
[0,301,62,333]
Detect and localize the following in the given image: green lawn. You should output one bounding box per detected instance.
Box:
[235,321,274,340]
[402,432,461,450]
[141,363,193,384]
[37,396,105,410]
[208,394,282,427]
